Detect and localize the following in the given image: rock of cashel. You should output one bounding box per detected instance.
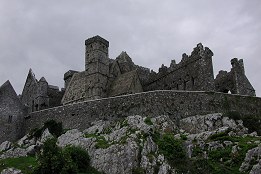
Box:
[0,35,260,144]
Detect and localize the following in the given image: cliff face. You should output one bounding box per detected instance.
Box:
[1,113,261,174]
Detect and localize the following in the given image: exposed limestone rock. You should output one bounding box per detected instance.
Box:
[240,146,261,173]
[187,126,230,141]
[180,113,243,134]
[17,134,35,147]
[0,168,23,174]
[152,115,177,133]
[105,127,128,142]
[158,162,172,174]
[0,148,27,160]
[127,115,152,134]
[1,114,260,174]
[25,145,37,156]
[40,128,53,143]
[0,141,12,152]
[207,141,224,151]
[90,140,140,174]
[84,120,111,134]
[57,129,95,150]
[250,160,261,174]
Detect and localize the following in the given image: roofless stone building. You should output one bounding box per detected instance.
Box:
[0,35,259,143]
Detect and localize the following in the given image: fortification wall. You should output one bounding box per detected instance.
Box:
[25,90,261,133]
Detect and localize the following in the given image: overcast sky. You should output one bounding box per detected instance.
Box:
[0,0,260,96]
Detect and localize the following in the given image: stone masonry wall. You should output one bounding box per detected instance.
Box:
[25,91,261,133]
[0,81,26,143]
[143,43,215,92]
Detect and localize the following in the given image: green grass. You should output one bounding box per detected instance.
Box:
[95,136,110,149]
[0,156,38,174]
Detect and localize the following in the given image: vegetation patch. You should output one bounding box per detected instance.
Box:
[29,120,63,139]
[33,138,101,174]
[132,167,145,174]
[95,136,110,149]
[0,156,37,174]
[144,117,153,125]
[190,135,261,173]
[224,111,261,135]
[208,129,230,141]
[152,132,186,167]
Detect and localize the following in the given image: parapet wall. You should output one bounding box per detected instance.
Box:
[25,90,261,133]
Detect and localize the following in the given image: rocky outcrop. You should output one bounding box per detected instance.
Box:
[0,113,260,174]
[0,141,12,152]
[180,113,247,134]
[240,146,261,173]
[0,168,22,174]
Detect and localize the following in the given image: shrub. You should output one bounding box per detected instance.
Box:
[209,147,232,161]
[33,138,65,174]
[132,167,145,174]
[33,138,95,174]
[43,120,63,137]
[241,116,261,135]
[157,133,186,162]
[0,156,37,174]
[63,146,90,172]
[144,117,153,125]
[30,120,63,139]
[223,111,241,120]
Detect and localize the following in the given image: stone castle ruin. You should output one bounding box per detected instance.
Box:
[0,35,259,143]
[62,36,255,105]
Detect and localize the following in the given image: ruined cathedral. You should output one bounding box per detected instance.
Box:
[21,35,256,112]
[0,35,258,143]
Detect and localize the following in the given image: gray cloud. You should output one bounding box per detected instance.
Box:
[0,0,260,96]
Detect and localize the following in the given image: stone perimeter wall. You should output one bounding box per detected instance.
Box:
[25,90,261,133]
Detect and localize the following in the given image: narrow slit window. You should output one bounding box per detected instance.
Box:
[8,115,13,123]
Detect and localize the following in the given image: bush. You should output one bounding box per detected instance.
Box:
[33,138,65,174]
[30,120,63,139]
[0,156,37,174]
[209,147,231,161]
[33,138,96,174]
[132,167,145,174]
[44,120,63,137]
[63,146,90,172]
[144,117,153,125]
[157,133,186,162]
[224,111,241,120]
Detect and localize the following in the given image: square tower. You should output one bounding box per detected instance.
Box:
[85,35,110,99]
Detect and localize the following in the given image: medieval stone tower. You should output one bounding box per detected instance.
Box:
[85,36,110,99]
